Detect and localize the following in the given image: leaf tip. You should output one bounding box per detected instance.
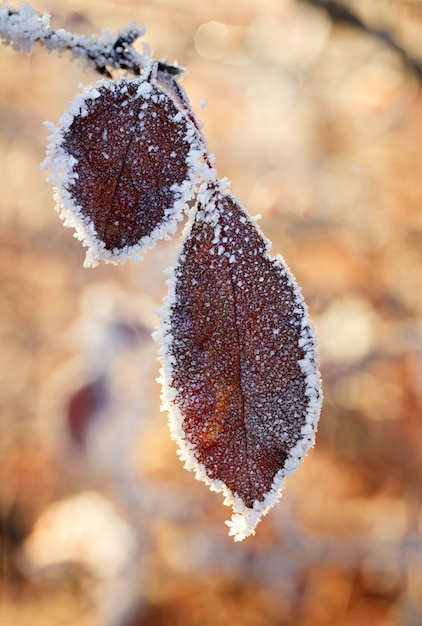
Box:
[225,514,257,542]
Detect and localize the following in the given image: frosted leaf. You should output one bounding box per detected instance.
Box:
[156,188,322,541]
[44,76,204,267]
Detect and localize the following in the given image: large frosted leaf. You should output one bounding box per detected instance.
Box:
[156,189,322,541]
[44,76,203,267]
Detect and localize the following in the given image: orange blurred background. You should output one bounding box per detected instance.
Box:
[1,1,422,625]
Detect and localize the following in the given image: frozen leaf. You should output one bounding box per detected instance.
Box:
[44,76,204,266]
[156,188,322,541]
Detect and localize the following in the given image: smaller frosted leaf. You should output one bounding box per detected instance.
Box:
[156,190,322,541]
[44,76,203,267]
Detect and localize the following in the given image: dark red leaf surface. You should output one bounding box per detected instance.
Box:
[158,189,322,540]
[45,77,203,266]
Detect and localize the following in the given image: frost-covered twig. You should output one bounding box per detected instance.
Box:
[0,2,181,77]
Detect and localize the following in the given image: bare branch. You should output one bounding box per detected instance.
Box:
[299,0,422,81]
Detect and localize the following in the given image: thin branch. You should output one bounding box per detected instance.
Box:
[299,0,422,80]
[0,2,182,78]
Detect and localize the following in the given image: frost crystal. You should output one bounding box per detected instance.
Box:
[0,3,50,54]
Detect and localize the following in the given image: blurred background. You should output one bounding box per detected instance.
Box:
[1,0,422,624]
